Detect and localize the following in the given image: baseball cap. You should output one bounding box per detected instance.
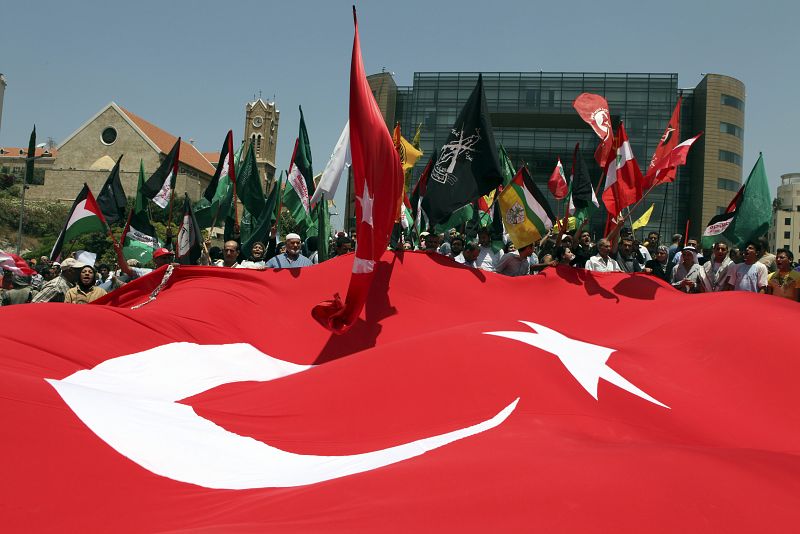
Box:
[60,258,86,270]
[152,248,174,259]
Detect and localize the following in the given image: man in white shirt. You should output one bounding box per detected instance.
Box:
[726,241,768,293]
[475,229,503,272]
[585,238,621,272]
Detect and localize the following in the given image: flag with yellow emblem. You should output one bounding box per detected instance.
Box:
[497,166,555,248]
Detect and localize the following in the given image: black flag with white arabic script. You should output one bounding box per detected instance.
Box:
[421,74,503,225]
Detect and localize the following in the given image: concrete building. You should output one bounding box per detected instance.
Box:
[357,71,746,239]
[29,102,216,203]
[769,173,800,255]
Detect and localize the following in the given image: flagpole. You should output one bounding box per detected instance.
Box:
[657,183,669,242]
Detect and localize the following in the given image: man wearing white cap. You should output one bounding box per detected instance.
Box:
[32,257,83,303]
[266,233,313,268]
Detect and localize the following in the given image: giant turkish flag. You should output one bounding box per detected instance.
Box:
[2,254,799,532]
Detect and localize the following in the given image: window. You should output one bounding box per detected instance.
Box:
[720,122,744,139]
[785,245,791,250]
[719,150,742,166]
[784,231,791,239]
[718,178,739,191]
[716,206,727,215]
[101,127,117,145]
[786,218,792,225]
[721,94,744,111]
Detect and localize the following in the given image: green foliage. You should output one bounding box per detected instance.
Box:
[278,207,300,237]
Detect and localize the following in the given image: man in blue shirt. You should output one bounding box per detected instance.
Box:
[266,233,314,269]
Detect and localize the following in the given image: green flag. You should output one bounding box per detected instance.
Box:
[283,107,315,237]
[701,153,772,249]
[123,161,160,263]
[316,199,330,262]
[498,144,515,187]
[236,140,266,220]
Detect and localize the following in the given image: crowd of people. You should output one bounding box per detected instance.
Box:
[2,224,799,306]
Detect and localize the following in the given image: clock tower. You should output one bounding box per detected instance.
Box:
[243,98,280,183]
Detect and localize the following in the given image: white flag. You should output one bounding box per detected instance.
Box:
[310,121,351,208]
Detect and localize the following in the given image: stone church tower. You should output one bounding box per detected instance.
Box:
[243,98,279,184]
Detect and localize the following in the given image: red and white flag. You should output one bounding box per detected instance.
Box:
[644,96,682,189]
[602,122,644,231]
[646,132,704,188]
[2,255,800,532]
[573,93,615,168]
[0,250,35,276]
[547,157,569,199]
[312,8,404,333]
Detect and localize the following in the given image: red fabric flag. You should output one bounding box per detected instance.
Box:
[602,122,644,227]
[646,132,704,189]
[2,256,800,532]
[311,9,404,333]
[0,250,36,276]
[573,93,614,168]
[644,96,682,189]
[547,157,569,199]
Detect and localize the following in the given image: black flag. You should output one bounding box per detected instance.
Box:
[96,155,127,225]
[421,74,503,224]
[569,143,598,212]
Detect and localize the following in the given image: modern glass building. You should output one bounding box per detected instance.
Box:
[360,71,746,241]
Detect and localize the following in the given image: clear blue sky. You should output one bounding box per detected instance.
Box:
[1,0,797,230]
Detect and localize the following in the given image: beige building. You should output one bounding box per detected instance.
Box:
[243,98,280,184]
[769,173,800,255]
[687,74,747,229]
[29,102,216,204]
[0,146,57,185]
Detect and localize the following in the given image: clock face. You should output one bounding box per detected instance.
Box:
[252,116,264,128]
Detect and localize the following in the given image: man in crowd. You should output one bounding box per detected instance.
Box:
[615,236,643,273]
[266,233,313,268]
[475,229,503,272]
[726,241,768,293]
[766,249,800,301]
[495,243,535,277]
[572,230,594,269]
[703,242,734,292]
[64,265,107,304]
[1,273,36,305]
[757,236,777,273]
[645,231,660,258]
[333,236,354,257]
[668,234,683,258]
[585,239,621,272]
[448,236,465,260]
[32,257,83,303]
[454,242,480,268]
[671,246,710,293]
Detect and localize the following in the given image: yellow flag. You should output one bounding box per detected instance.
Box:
[553,217,576,232]
[632,204,655,231]
[400,136,423,172]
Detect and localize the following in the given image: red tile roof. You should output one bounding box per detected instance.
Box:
[202,152,220,165]
[0,147,58,158]
[119,107,215,176]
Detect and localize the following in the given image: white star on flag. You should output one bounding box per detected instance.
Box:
[485,321,669,408]
[357,181,374,227]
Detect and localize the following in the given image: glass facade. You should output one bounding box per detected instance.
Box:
[394,72,686,237]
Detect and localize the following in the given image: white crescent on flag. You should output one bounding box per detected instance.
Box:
[47,342,518,490]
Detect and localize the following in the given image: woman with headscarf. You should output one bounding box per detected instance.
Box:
[644,245,673,283]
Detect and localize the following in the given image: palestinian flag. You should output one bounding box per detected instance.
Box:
[176,194,202,265]
[195,140,243,230]
[122,161,160,264]
[142,138,180,209]
[498,166,555,248]
[283,107,315,235]
[50,184,109,261]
